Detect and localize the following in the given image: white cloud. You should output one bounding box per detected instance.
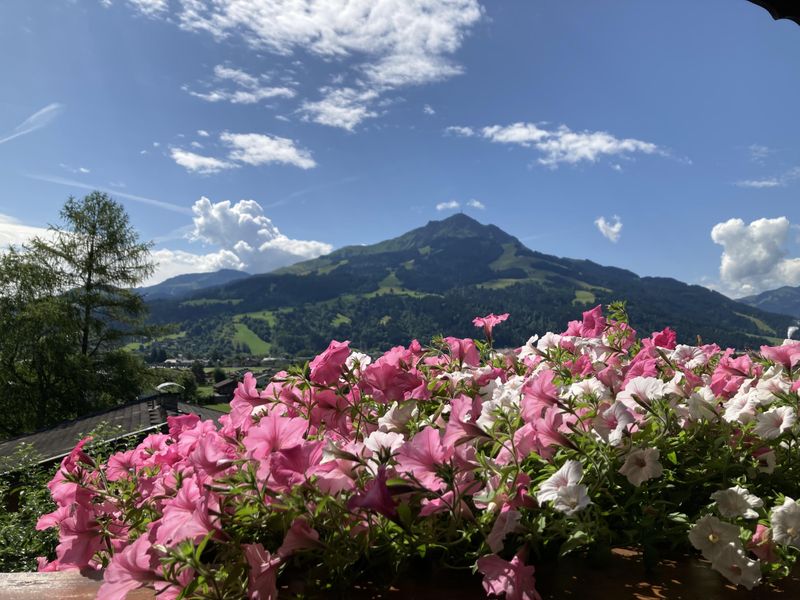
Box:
[735,178,781,189]
[449,121,663,168]
[436,200,460,211]
[482,122,549,146]
[220,132,316,169]
[711,217,800,297]
[595,215,622,243]
[187,64,295,105]
[197,129,210,137]
[0,213,52,249]
[170,148,235,174]
[171,132,316,173]
[127,0,167,16]
[147,196,332,284]
[466,199,485,209]
[423,104,435,115]
[301,87,379,131]
[0,103,64,145]
[445,125,475,137]
[120,0,482,128]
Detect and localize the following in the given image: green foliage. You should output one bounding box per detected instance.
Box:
[0,445,57,572]
[0,192,156,439]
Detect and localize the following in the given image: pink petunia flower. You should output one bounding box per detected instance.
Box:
[476,552,542,600]
[473,312,509,340]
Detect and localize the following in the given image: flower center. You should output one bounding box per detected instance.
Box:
[708,533,719,544]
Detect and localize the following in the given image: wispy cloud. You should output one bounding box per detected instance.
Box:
[595,215,623,243]
[448,121,665,168]
[186,64,295,105]
[467,199,485,209]
[0,103,64,145]
[734,167,800,189]
[25,173,191,215]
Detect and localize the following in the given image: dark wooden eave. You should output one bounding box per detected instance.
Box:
[747,0,800,25]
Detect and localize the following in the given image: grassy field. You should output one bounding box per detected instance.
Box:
[232,322,272,355]
[205,403,231,413]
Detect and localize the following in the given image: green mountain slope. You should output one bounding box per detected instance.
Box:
[139,214,794,358]
[739,286,800,320]
[136,269,250,300]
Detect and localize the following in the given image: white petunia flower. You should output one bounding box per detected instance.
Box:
[617,377,665,414]
[670,344,708,369]
[688,515,742,560]
[377,401,418,433]
[771,497,800,547]
[569,377,610,401]
[345,351,372,373]
[536,332,563,352]
[535,460,583,505]
[711,486,763,519]
[364,430,405,455]
[618,447,663,487]
[684,387,718,421]
[593,401,634,447]
[753,406,796,440]
[722,392,758,424]
[518,335,540,359]
[710,542,762,590]
[553,483,592,516]
[476,375,524,431]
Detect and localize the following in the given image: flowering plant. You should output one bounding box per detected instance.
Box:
[36,303,800,598]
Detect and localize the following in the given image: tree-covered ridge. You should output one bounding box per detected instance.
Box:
[739,286,800,319]
[138,214,795,360]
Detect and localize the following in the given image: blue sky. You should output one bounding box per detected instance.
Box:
[1,0,799,296]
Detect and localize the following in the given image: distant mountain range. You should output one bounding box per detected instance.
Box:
[132,214,795,359]
[739,286,800,319]
[136,269,250,300]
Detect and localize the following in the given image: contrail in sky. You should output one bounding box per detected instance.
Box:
[25,174,192,215]
[0,103,64,145]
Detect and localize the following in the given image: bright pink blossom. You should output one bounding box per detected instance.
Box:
[97,529,159,600]
[309,340,351,385]
[473,312,509,339]
[243,543,281,600]
[395,427,454,491]
[760,343,800,370]
[443,337,480,367]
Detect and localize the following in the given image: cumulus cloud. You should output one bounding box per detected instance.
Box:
[300,87,379,131]
[197,129,210,137]
[170,148,235,174]
[170,132,316,173]
[187,64,295,105]
[467,199,485,209]
[595,215,622,243]
[221,133,316,169]
[0,103,64,145]
[445,125,475,137]
[449,121,663,168]
[711,216,800,297]
[147,197,332,284]
[436,200,460,211]
[119,0,482,130]
[423,104,435,116]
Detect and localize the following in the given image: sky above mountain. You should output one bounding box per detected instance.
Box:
[1,0,799,296]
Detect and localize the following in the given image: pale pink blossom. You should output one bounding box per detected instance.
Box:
[753,406,796,440]
[710,542,761,590]
[618,448,663,487]
[711,486,763,519]
[476,552,542,600]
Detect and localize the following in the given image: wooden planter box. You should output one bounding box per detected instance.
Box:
[2,549,799,599]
